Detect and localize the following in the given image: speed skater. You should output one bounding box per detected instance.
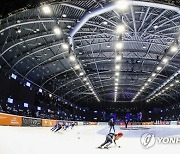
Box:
[98,132,123,149]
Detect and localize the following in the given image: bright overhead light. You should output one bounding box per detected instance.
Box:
[162,57,168,64]
[74,64,80,70]
[115,83,118,86]
[143,46,146,49]
[83,77,87,81]
[62,14,67,17]
[53,27,61,35]
[42,5,52,15]
[86,82,90,85]
[116,55,122,61]
[175,80,179,83]
[116,0,129,11]
[116,24,126,34]
[103,21,108,25]
[152,73,156,77]
[49,94,52,98]
[115,72,120,76]
[67,25,71,28]
[17,29,21,33]
[62,43,69,50]
[115,78,119,82]
[79,72,84,76]
[170,45,178,52]
[115,64,120,70]
[170,84,174,87]
[148,78,152,82]
[157,66,162,71]
[107,45,111,48]
[69,55,76,61]
[116,42,123,50]
[153,25,159,29]
[145,83,148,86]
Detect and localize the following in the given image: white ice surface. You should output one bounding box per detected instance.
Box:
[0,125,180,154]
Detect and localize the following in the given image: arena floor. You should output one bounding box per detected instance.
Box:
[0,125,180,154]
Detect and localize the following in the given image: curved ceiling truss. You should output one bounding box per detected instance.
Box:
[0,0,179,104]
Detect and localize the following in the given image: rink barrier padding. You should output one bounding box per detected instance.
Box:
[89,122,98,125]
[119,122,132,126]
[22,117,42,127]
[77,122,83,126]
[0,113,22,126]
[98,122,108,125]
[0,113,179,127]
[42,119,57,127]
[83,122,89,125]
[170,121,178,125]
[142,122,154,125]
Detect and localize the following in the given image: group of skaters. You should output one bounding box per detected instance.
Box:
[51,121,76,132]
[51,118,123,149]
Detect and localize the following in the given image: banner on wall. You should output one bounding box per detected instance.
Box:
[0,113,22,126]
[83,122,89,125]
[89,122,98,125]
[165,121,170,125]
[77,122,83,126]
[22,117,42,127]
[42,119,57,127]
[142,122,153,125]
[170,121,177,125]
[131,122,142,125]
[98,122,108,125]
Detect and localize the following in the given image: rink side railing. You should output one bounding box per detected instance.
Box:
[0,113,180,127]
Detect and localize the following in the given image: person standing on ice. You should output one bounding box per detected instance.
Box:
[98,132,123,149]
[108,118,115,133]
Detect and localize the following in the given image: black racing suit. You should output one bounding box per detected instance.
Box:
[54,124,63,132]
[99,133,116,148]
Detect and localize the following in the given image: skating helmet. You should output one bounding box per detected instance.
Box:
[117,132,123,137]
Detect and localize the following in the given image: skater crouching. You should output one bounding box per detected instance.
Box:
[98,132,123,149]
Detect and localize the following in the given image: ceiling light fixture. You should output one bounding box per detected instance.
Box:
[116,42,123,50]
[53,27,61,35]
[42,5,52,15]
[116,24,126,34]
[116,0,129,11]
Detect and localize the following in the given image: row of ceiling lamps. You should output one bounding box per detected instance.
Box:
[69,54,100,102]
[113,0,131,102]
[41,4,100,102]
[147,69,180,99]
[146,79,180,102]
[41,0,130,15]
[131,41,179,102]
[114,23,126,102]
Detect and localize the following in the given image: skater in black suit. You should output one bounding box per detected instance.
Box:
[98,132,123,149]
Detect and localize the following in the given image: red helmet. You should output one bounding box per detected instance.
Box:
[117,132,123,137]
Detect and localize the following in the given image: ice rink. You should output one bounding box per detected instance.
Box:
[0,125,180,154]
